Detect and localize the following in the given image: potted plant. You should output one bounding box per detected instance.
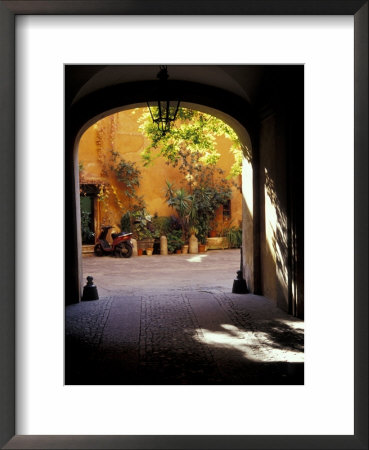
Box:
[164,181,192,243]
[209,218,219,238]
[166,229,184,254]
[152,215,171,254]
[225,224,242,248]
[132,208,155,250]
[152,215,170,238]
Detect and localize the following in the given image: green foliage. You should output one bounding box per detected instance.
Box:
[166,229,184,253]
[110,150,141,199]
[131,205,154,240]
[164,181,194,240]
[152,215,171,238]
[80,210,95,244]
[138,107,243,177]
[139,106,238,244]
[120,212,132,233]
[164,149,232,244]
[225,225,242,248]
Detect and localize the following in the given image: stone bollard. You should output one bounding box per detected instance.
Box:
[232,247,248,294]
[82,276,99,301]
[131,238,138,256]
[160,235,168,255]
[189,233,198,254]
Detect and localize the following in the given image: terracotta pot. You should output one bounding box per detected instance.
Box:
[138,248,143,256]
[209,230,217,238]
[176,249,182,254]
[146,248,153,256]
[182,245,189,254]
[199,244,206,253]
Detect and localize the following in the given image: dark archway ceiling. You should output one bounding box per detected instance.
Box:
[66,65,268,108]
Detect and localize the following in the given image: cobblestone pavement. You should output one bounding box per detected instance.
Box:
[66,250,304,385]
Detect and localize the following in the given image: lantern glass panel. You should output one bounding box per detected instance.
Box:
[147,99,180,134]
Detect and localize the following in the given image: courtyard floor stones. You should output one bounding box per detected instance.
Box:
[66,249,304,385]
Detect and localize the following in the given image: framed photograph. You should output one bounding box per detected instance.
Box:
[1,1,367,449]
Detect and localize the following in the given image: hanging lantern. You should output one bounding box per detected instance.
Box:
[147,66,180,135]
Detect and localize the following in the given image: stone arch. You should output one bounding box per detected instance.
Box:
[66,66,304,320]
[66,80,259,303]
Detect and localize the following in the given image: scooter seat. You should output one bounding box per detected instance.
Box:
[111,232,132,239]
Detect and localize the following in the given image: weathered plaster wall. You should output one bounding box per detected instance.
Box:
[259,113,289,312]
[78,108,242,233]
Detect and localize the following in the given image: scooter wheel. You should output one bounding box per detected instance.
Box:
[94,244,104,256]
[115,243,133,258]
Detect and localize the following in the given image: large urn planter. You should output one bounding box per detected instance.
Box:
[206,237,229,250]
[137,238,155,251]
[189,233,198,254]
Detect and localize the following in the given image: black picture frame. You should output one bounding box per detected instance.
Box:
[0,1,367,449]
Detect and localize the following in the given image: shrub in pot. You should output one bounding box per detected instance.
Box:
[167,229,184,254]
[223,223,242,248]
[132,208,155,249]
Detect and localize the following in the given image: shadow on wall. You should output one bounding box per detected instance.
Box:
[262,167,290,312]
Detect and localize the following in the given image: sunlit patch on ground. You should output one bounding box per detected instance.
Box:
[194,321,304,363]
[186,254,208,263]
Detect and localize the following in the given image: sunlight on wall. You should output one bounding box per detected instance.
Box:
[264,169,289,296]
[275,224,289,296]
[242,154,253,218]
[193,323,304,363]
[264,183,277,263]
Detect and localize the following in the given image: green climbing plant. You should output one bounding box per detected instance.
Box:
[138,107,243,177]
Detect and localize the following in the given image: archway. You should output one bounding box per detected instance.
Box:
[66,65,304,320]
[76,104,254,297]
[65,65,304,385]
[66,80,259,305]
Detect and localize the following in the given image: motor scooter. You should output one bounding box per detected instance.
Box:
[94,226,133,258]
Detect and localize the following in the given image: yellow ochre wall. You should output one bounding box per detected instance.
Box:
[78,108,242,234]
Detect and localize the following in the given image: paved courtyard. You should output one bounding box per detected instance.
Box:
[66,249,304,385]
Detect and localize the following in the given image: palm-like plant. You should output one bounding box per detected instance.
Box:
[191,186,215,244]
[165,181,193,240]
